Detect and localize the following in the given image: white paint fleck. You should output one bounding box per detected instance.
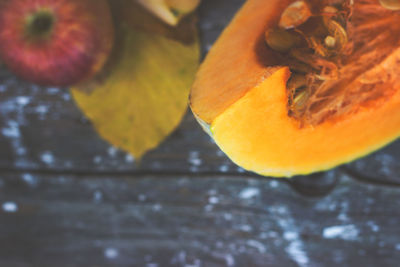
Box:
[273,205,288,215]
[332,251,345,264]
[208,189,217,195]
[367,221,380,232]
[22,173,37,186]
[63,161,72,168]
[93,190,103,203]
[223,213,233,220]
[239,224,252,232]
[395,244,400,251]
[366,198,375,205]
[274,205,310,267]
[239,187,260,199]
[138,194,147,202]
[247,240,267,253]
[189,158,202,166]
[323,225,359,241]
[190,166,199,172]
[62,93,71,101]
[338,213,349,222]
[125,153,135,163]
[2,120,20,138]
[108,146,118,157]
[46,87,60,94]
[237,245,246,253]
[337,202,350,222]
[237,167,246,173]
[35,105,48,114]
[204,204,213,212]
[268,231,279,238]
[219,165,229,172]
[29,84,41,92]
[188,151,202,166]
[326,203,336,211]
[185,259,201,267]
[284,231,299,241]
[147,263,158,267]
[259,232,269,239]
[178,251,186,263]
[152,204,162,211]
[376,154,395,176]
[93,156,102,164]
[208,196,219,204]
[104,248,119,259]
[16,96,30,106]
[225,254,235,266]
[16,147,26,156]
[269,180,279,188]
[216,150,224,157]
[189,151,199,157]
[286,240,309,267]
[215,241,224,249]
[274,239,283,247]
[2,202,18,213]
[57,176,69,184]
[40,151,54,165]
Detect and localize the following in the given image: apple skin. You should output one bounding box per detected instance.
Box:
[0,0,114,87]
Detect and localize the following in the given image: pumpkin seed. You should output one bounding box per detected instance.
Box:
[279,1,312,29]
[379,0,400,10]
[287,73,307,90]
[292,89,310,112]
[322,6,338,15]
[324,19,348,51]
[324,36,336,49]
[265,28,300,53]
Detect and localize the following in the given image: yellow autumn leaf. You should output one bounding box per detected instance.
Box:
[71,3,199,158]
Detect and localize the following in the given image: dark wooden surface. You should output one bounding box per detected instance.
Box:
[1,0,400,266]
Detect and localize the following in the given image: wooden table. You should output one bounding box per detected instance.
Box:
[1,1,400,266]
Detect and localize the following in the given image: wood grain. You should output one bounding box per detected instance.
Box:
[1,173,400,267]
[0,0,400,266]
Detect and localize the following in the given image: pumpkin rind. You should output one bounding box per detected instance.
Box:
[190,0,400,177]
[190,0,291,124]
[211,67,400,177]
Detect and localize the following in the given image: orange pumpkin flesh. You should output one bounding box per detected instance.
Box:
[190,0,400,177]
[190,0,290,124]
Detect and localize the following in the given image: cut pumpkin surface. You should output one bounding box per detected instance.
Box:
[190,0,400,177]
[211,68,400,177]
[190,0,291,124]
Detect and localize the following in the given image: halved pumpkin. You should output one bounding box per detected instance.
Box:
[190,0,400,177]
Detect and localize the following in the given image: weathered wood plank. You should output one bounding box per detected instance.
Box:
[1,1,400,266]
[0,0,399,186]
[0,172,400,267]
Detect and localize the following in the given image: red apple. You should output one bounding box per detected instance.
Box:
[0,0,114,86]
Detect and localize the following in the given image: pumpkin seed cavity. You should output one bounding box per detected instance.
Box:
[265,0,400,126]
